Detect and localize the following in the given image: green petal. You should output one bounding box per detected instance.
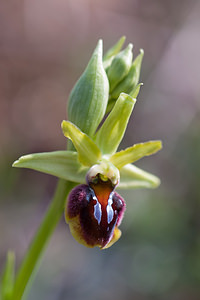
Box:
[118,163,160,189]
[110,140,162,169]
[103,36,126,61]
[95,93,136,155]
[13,151,88,183]
[62,121,102,166]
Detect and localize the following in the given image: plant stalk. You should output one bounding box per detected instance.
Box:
[12,179,74,300]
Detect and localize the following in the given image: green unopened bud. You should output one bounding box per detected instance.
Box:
[107,43,133,92]
[110,49,144,99]
[103,36,126,71]
[67,40,109,138]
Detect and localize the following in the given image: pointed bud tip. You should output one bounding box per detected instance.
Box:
[94,39,103,56]
[140,48,144,55]
[120,35,126,42]
[127,43,133,50]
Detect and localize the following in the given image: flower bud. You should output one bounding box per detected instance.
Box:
[103,36,126,71]
[67,40,109,138]
[107,43,133,92]
[110,49,144,100]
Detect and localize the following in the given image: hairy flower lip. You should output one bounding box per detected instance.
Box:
[66,176,126,249]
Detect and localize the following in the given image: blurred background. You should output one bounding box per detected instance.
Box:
[0,0,200,299]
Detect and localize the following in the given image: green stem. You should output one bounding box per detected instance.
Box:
[12,179,75,300]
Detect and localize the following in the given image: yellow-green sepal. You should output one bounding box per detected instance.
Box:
[103,36,126,70]
[13,151,89,183]
[118,164,161,189]
[95,93,136,155]
[67,40,109,138]
[62,121,102,166]
[110,140,162,169]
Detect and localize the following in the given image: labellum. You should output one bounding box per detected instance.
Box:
[65,174,126,249]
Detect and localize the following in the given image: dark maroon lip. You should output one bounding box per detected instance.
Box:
[66,176,126,248]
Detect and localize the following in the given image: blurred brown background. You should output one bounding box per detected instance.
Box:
[1,0,200,299]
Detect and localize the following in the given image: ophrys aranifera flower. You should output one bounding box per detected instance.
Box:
[13,37,162,249]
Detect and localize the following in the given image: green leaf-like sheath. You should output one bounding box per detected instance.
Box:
[118,163,160,189]
[110,140,162,169]
[62,120,102,167]
[12,151,89,183]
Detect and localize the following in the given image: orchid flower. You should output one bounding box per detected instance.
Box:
[13,37,162,249]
